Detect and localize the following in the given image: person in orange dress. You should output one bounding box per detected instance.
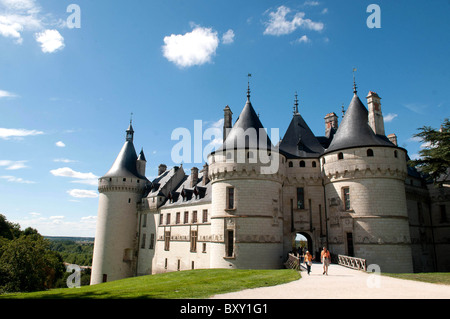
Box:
[303,251,314,275]
[321,247,331,275]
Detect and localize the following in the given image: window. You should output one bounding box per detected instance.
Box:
[128,198,131,203]
[394,150,398,158]
[227,187,235,209]
[142,214,147,227]
[289,161,293,167]
[226,230,234,257]
[164,258,168,269]
[190,230,198,252]
[192,211,198,223]
[297,187,305,209]
[176,212,180,224]
[177,259,181,271]
[338,152,344,160]
[202,209,208,223]
[300,160,305,167]
[102,274,107,283]
[202,242,207,253]
[184,211,189,224]
[164,231,171,251]
[166,213,171,225]
[141,234,146,249]
[149,233,155,249]
[440,205,448,223]
[343,187,350,210]
[159,213,163,225]
[312,161,317,167]
[367,149,374,157]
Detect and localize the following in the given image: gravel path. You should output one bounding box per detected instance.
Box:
[211,262,450,299]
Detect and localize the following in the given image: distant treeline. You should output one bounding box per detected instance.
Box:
[47,238,94,266]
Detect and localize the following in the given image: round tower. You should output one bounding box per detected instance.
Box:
[91,122,148,284]
[207,90,285,269]
[321,87,413,273]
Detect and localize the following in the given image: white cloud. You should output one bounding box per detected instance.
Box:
[263,5,324,36]
[0,89,18,98]
[162,25,219,68]
[0,127,44,139]
[384,113,398,123]
[295,35,310,43]
[222,29,235,44]
[0,160,28,170]
[321,8,328,14]
[304,1,320,6]
[55,140,65,147]
[35,29,64,53]
[50,167,98,180]
[67,189,98,198]
[0,175,35,183]
[53,158,77,163]
[0,0,43,44]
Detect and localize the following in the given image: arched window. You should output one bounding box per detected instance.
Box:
[367,149,374,157]
[312,161,317,167]
[226,152,233,160]
[338,152,344,160]
[289,161,293,167]
[394,150,398,158]
[300,160,305,167]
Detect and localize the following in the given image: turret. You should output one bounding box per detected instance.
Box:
[321,84,413,273]
[208,84,284,269]
[91,122,148,285]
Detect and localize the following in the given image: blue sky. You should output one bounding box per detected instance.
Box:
[0,0,449,237]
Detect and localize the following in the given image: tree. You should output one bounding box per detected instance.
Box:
[409,118,450,184]
[0,215,65,293]
[0,235,65,292]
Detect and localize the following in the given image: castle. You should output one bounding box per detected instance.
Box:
[90,82,450,285]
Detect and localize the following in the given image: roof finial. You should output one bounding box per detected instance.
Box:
[294,91,299,114]
[352,68,357,94]
[341,103,345,118]
[247,73,252,100]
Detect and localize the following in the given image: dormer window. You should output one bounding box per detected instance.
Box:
[338,152,344,160]
[367,149,374,157]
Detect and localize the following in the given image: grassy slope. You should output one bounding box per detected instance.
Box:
[383,273,450,286]
[0,269,301,299]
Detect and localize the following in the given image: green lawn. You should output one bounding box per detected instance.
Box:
[383,273,450,286]
[0,269,300,299]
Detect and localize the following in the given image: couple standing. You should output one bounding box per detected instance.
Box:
[303,247,331,275]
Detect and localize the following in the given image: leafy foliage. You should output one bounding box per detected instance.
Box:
[409,118,450,184]
[0,214,65,293]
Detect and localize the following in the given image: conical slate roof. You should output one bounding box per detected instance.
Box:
[279,112,325,158]
[325,93,394,154]
[103,141,147,180]
[216,97,273,152]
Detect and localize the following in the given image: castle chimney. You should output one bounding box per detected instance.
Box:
[387,133,398,146]
[223,105,233,141]
[201,163,209,186]
[324,112,338,136]
[158,164,167,176]
[191,167,199,188]
[367,91,385,136]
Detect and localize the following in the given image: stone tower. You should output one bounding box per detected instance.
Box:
[207,90,284,269]
[91,122,148,284]
[321,86,413,273]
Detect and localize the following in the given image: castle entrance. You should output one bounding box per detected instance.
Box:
[294,232,313,255]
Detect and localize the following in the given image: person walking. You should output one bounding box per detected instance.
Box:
[321,247,331,275]
[303,251,314,275]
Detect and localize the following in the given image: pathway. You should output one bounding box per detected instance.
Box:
[211,262,450,299]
